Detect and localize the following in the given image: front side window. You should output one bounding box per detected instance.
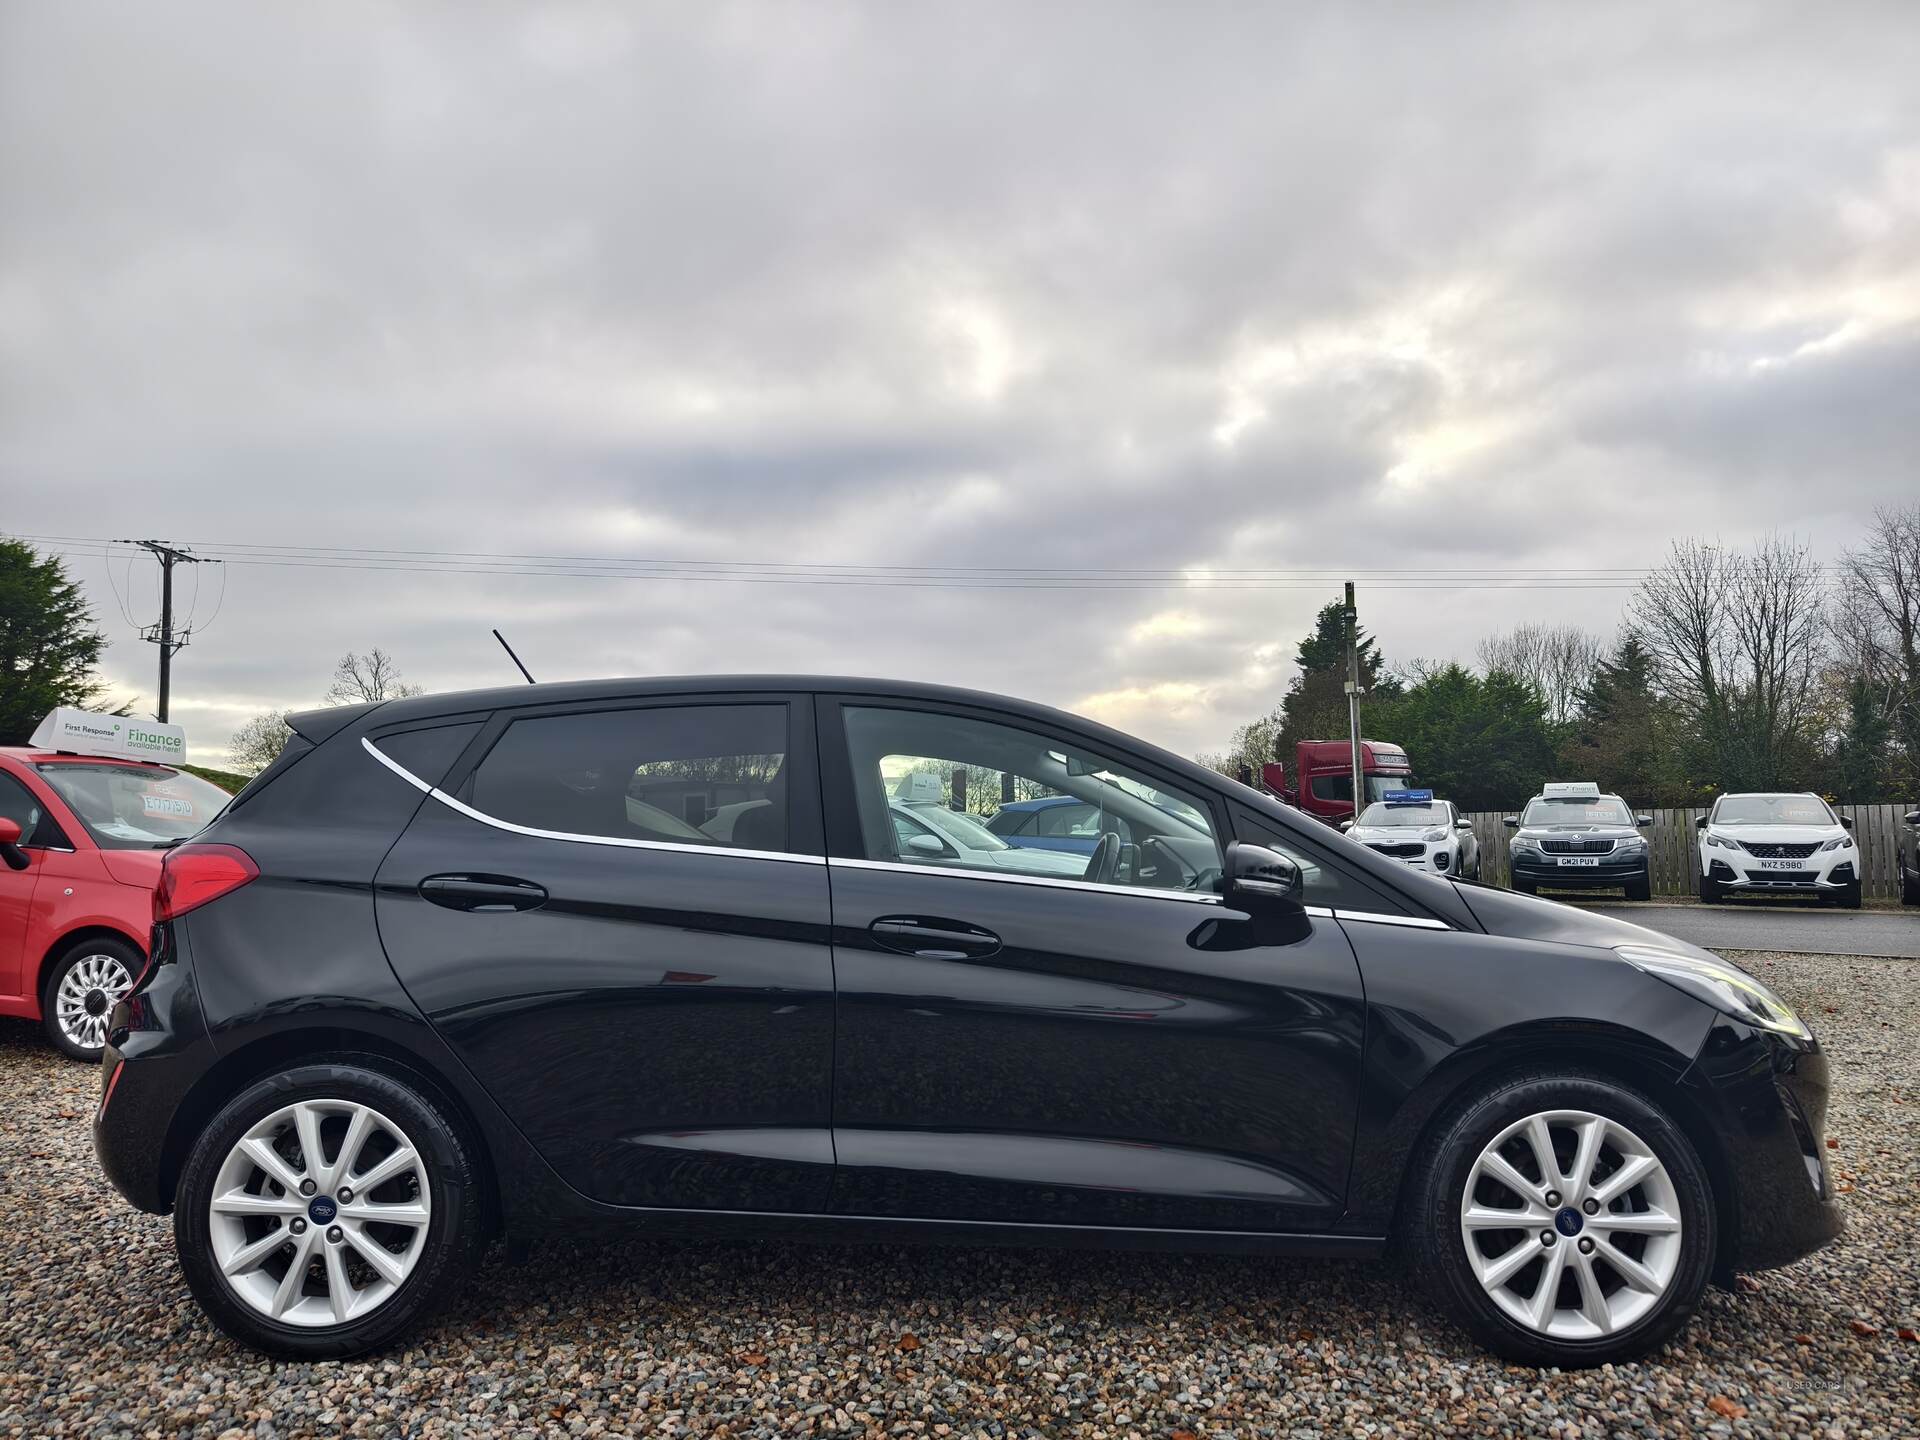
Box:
[841,706,1221,893]
[468,704,791,851]
[33,762,230,849]
[0,772,49,844]
[1312,774,1416,804]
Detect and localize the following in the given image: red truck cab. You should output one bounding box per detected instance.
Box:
[0,715,231,1061]
[1260,739,1415,826]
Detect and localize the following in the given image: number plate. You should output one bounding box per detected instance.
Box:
[1557,856,1601,867]
[1758,858,1801,870]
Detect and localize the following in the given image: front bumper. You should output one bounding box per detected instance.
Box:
[93,957,214,1214]
[1703,851,1859,894]
[1360,839,1459,875]
[1682,1018,1844,1274]
[1510,852,1649,889]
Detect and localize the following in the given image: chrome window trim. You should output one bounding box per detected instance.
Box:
[828,856,1225,905]
[1335,909,1451,930]
[360,735,824,867]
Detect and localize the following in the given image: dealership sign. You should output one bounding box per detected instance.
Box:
[28,709,188,765]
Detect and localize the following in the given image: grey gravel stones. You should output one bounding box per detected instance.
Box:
[1,946,1913,1437]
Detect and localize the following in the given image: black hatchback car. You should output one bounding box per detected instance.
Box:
[95,677,1840,1365]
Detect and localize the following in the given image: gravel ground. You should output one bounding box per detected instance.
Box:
[2,949,1915,1439]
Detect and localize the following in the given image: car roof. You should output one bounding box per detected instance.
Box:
[996,794,1080,811]
[0,748,172,769]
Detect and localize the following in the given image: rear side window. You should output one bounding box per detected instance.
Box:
[467,705,791,852]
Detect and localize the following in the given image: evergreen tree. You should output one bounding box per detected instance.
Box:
[0,539,117,744]
[1828,676,1893,803]
[1563,634,1677,805]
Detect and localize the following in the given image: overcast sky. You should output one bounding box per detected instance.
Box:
[4,2,1918,763]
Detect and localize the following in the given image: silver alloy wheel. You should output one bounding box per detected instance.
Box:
[207,1099,432,1327]
[1459,1108,1683,1340]
[54,953,134,1052]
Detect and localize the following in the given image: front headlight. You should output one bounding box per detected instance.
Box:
[1616,835,1647,850]
[1422,828,1447,843]
[1703,831,1740,850]
[1510,831,1541,852]
[1819,835,1853,852]
[1616,944,1810,1040]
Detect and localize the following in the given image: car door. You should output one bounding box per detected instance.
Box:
[0,770,47,1002]
[373,694,836,1213]
[818,695,1368,1233]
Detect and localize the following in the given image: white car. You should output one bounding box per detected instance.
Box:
[1342,792,1481,880]
[1696,792,1861,908]
[888,799,1091,879]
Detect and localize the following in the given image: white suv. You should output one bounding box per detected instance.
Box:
[1695,792,1860,908]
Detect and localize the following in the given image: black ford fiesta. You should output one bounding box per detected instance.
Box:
[95,676,1840,1364]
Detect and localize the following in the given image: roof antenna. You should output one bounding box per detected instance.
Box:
[492,628,536,684]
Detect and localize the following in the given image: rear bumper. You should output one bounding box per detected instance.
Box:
[92,959,213,1214]
[1683,1019,1844,1274]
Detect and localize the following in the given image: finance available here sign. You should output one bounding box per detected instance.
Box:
[28,709,188,765]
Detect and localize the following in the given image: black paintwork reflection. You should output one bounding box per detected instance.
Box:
[827,867,1365,1230]
[375,801,835,1212]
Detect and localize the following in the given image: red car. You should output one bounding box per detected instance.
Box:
[0,746,231,1060]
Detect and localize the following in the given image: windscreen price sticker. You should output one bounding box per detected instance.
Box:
[142,793,196,819]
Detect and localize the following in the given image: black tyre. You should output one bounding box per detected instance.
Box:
[1903,863,1919,907]
[40,935,141,1063]
[1698,876,1722,905]
[1513,878,1537,895]
[1625,871,1652,902]
[1406,1069,1715,1367]
[1835,880,1862,911]
[174,1061,485,1359]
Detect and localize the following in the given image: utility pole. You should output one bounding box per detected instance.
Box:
[127,540,211,722]
[1345,580,1364,818]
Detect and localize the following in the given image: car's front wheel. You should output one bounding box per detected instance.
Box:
[1698,874,1722,904]
[173,1062,485,1358]
[1408,1070,1715,1366]
[1625,871,1652,901]
[41,935,141,1062]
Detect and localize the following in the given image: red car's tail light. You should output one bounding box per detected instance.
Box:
[155,843,259,923]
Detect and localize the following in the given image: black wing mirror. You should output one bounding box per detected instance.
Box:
[1224,842,1303,913]
[1840,815,1855,831]
[1502,816,1519,828]
[1635,814,1652,827]
[1694,815,1707,830]
[1905,811,1920,826]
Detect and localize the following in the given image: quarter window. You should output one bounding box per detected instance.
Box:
[469,705,791,852]
[840,706,1222,894]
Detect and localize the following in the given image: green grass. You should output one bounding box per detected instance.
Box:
[181,762,249,793]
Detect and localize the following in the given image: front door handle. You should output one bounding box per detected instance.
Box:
[419,874,548,913]
[868,915,1001,960]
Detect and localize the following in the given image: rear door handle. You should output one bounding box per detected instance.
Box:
[868,916,1001,960]
[419,874,548,913]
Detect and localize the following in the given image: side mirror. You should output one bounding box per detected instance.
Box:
[1905,811,1920,826]
[1839,815,1854,831]
[1224,842,1303,913]
[1456,819,1473,831]
[1635,814,1652,827]
[1503,816,1518,829]
[905,833,945,857]
[1337,819,1354,833]
[1694,815,1707,830]
[0,817,26,872]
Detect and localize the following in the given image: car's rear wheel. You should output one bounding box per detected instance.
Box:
[41,936,141,1062]
[1407,1070,1715,1366]
[174,1062,485,1359]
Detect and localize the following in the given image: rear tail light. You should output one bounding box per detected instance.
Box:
[155,843,259,923]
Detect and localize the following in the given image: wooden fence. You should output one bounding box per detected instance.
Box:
[1460,802,1916,902]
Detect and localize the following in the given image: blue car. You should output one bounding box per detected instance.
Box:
[985,794,1110,855]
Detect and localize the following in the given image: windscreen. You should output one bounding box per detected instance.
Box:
[35,762,232,848]
[1522,796,1633,826]
[1713,795,1834,826]
[1357,801,1448,827]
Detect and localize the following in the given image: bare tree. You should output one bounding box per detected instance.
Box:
[1476,623,1604,725]
[228,709,292,774]
[1629,536,1825,788]
[1835,503,1920,784]
[325,648,425,705]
